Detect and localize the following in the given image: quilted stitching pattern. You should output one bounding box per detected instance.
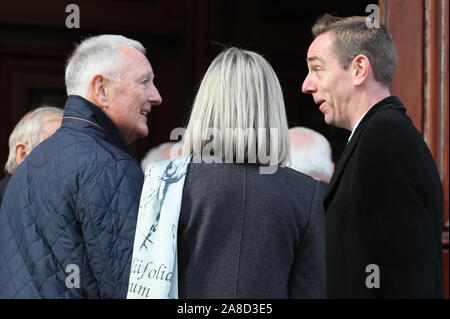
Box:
[0,96,143,298]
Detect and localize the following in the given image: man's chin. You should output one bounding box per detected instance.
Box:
[138,128,149,140]
[126,130,148,144]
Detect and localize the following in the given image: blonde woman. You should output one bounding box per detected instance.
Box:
[131,48,326,299]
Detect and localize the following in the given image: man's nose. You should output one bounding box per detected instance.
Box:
[301,74,316,94]
[150,84,162,105]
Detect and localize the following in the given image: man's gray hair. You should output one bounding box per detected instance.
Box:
[311,14,398,88]
[5,107,63,174]
[65,34,146,97]
[288,127,333,180]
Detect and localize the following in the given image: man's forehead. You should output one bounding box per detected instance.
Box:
[306,32,335,63]
[116,45,154,78]
[307,55,325,64]
[118,43,143,55]
[118,44,150,65]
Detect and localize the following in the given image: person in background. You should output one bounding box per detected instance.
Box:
[288,126,334,183]
[140,141,182,171]
[0,106,63,205]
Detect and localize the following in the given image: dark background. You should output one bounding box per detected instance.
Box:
[0,0,378,173]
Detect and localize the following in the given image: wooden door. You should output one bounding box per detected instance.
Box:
[383,0,449,298]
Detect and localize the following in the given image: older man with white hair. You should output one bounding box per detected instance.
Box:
[140,141,182,171]
[288,126,334,183]
[0,35,162,298]
[0,106,63,205]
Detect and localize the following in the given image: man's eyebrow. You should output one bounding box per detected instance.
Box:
[306,56,324,64]
[141,70,154,78]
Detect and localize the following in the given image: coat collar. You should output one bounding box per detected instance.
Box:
[61,95,136,159]
[323,96,406,208]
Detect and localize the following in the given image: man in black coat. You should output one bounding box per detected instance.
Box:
[301,14,444,298]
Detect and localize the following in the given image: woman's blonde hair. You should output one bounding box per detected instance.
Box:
[183,47,290,167]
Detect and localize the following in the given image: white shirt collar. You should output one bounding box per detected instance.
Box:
[348,110,370,142]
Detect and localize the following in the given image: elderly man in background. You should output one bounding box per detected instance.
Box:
[140,141,182,171]
[0,106,63,205]
[0,34,162,298]
[288,126,334,183]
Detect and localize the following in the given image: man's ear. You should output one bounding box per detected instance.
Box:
[14,142,30,167]
[351,54,370,87]
[89,75,109,108]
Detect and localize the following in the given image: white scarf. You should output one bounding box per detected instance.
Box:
[127,154,192,299]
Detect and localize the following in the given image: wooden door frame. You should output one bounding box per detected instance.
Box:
[382,0,449,298]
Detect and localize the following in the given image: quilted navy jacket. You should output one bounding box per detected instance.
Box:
[0,95,144,298]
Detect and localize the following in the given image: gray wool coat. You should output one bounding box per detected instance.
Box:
[177,162,326,298]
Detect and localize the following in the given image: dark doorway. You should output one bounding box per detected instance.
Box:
[0,0,378,175]
[205,0,379,164]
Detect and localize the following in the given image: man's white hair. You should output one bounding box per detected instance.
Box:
[141,142,182,171]
[65,34,146,97]
[288,127,333,180]
[5,106,63,174]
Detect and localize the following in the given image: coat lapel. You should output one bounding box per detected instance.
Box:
[323,96,405,208]
[323,125,361,208]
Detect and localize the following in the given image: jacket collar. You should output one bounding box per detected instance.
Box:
[323,96,406,208]
[61,95,136,159]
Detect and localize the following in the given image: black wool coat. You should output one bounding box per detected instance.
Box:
[325,96,444,298]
